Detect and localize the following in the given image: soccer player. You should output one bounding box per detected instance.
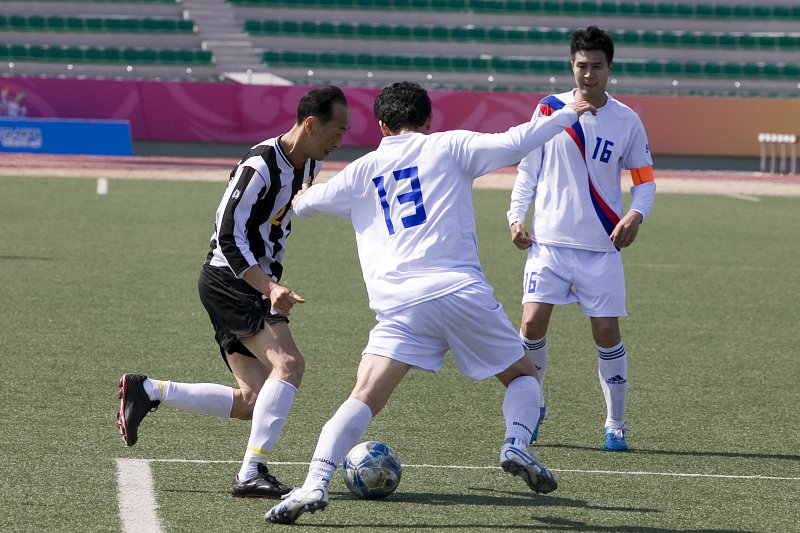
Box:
[507,26,656,451]
[116,85,350,498]
[265,81,596,524]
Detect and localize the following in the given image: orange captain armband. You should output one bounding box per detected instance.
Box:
[630,166,655,186]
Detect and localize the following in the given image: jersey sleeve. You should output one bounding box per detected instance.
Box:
[446,106,577,179]
[292,167,353,219]
[623,118,656,220]
[507,105,546,225]
[217,165,269,277]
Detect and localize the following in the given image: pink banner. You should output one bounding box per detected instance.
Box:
[1,77,540,147]
[2,77,798,156]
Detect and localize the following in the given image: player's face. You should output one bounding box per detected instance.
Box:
[571,50,610,104]
[310,102,350,160]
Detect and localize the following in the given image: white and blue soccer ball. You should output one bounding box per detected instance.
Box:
[341,440,402,499]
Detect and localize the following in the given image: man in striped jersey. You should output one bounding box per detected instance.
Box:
[266,81,596,524]
[117,85,350,499]
[507,27,656,451]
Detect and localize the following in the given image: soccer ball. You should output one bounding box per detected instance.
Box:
[341,440,402,499]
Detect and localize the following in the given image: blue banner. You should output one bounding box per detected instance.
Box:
[0,117,132,156]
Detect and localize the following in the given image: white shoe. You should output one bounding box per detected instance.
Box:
[265,484,329,524]
[499,442,558,494]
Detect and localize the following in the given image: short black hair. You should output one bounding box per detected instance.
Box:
[373,81,431,133]
[570,26,614,64]
[296,85,347,125]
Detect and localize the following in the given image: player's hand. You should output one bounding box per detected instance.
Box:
[269,284,306,316]
[567,101,597,117]
[291,185,308,208]
[510,221,532,250]
[610,210,643,248]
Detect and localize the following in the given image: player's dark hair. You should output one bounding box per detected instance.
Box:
[296,85,347,125]
[571,26,614,64]
[373,81,431,133]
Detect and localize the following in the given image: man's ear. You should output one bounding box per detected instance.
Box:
[424,115,432,132]
[378,120,392,137]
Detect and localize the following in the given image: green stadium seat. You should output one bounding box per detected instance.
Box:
[451,56,469,70]
[86,18,103,31]
[9,16,26,30]
[281,20,300,34]
[450,26,468,40]
[505,28,527,42]
[356,23,375,38]
[470,56,489,70]
[28,16,47,30]
[703,62,723,76]
[695,5,714,17]
[753,6,772,18]
[761,64,780,78]
[394,55,413,69]
[299,21,317,35]
[411,25,430,39]
[676,4,693,17]
[644,61,663,76]
[65,47,84,62]
[46,46,65,61]
[718,35,736,48]
[356,53,375,68]
[244,20,262,33]
[722,63,742,77]
[29,45,47,60]
[783,64,800,78]
[336,52,356,67]
[412,55,432,69]
[375,55,395,69]
[0,44,9,59]
[684,61,702,75]
[756,36,777,49]
[641,31,660,47]
[698,34,718,48]
[65,17,85,31]
[10,44,28,59]
[263,50,280,64]
[432,55,451,71]
[487,27,505,41]
[158,49,181,63]
[318,51,338,66]
[598,1,618,15]
[624,61,644,76]
[660,32,679,47]
[46,16,66,31]
[733,5,752,18]
[317,22,337,37]
[664,60,682,76]
[738,35,756,49]
[655,3,675,17]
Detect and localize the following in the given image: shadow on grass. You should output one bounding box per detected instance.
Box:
[541,442,800,462]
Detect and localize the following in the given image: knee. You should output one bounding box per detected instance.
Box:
[272,351,305,387]
[593,325,621,348]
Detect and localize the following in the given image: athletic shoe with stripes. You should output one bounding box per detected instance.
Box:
[500,442,558,494]
[117,373,159,447]
[231,463,292,499]
[604,422,629,451]
[265,484,329,524]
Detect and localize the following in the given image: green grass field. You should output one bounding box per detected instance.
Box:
[1,175,798,532]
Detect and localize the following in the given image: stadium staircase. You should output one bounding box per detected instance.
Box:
[179,0,289,83]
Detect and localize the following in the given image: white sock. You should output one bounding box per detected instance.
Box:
[145,379,233,418]
[238,379,296,480]
[520,333,547,401]
[503,375,541,447]
[304,399,373,486]
[597,342,627,426]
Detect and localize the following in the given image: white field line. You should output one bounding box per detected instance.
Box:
[144,457,800,480]
[116,458,163,533]
[116,457,800,532]
[725,192,761,202]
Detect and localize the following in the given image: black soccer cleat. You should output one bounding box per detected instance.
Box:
[230,463,293,499]
[117,373,159,447]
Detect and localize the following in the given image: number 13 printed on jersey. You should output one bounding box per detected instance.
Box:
[372,166,428,235]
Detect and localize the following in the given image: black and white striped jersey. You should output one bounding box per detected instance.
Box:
[207,136,320,281]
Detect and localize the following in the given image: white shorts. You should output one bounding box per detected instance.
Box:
[521,242,627,317]
[364,282,524,381]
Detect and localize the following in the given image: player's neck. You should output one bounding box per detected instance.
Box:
[279,127,308,167]
[573,88,608,109]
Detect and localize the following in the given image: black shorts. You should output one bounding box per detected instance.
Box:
[198,262,288,370]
